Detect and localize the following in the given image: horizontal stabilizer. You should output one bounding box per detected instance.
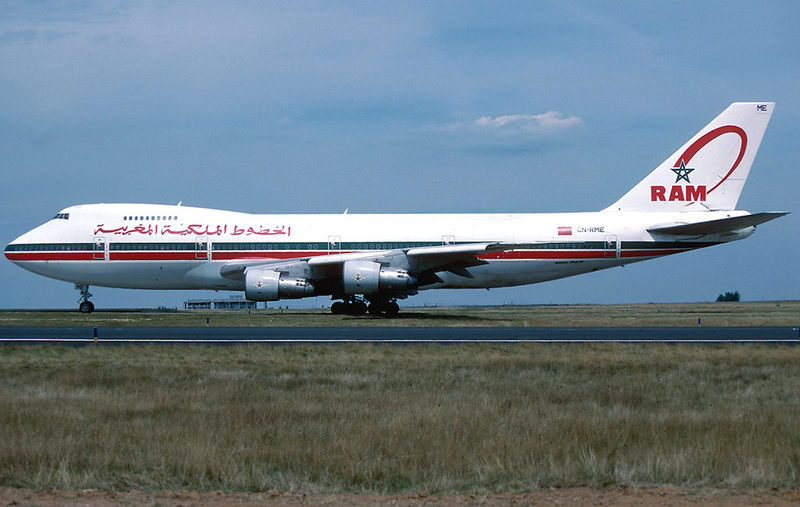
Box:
[647,212,788,236]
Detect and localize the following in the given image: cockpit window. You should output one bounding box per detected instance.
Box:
[53,213,70,220]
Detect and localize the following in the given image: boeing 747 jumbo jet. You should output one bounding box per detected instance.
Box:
[5,102,788,314]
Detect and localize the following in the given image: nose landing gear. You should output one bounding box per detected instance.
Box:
[76,284,94,313]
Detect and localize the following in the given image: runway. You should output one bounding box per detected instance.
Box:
[0,325,798,345]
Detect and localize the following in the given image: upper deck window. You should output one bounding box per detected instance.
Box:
[123,215,178,221]
[53,213,69,220]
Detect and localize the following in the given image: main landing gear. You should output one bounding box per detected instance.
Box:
[330,297,368,315]
[367,299,399,316]
[76,284,94,314]
[330,297,399,316]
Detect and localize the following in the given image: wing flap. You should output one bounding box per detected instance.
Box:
[647,212,788,236]
[407,242,546,274]
[406,242,545,257]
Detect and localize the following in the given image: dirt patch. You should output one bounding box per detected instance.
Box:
[2,488,800,507]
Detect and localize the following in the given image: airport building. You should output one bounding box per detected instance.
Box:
[184,295,258,310]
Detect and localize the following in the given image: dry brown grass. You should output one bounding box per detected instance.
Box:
[1,344,799,493]
[0,301,797,327]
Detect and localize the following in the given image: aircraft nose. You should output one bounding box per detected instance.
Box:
[5,230,33,264]
[5,239,22,263]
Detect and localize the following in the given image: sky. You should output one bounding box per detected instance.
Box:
[1,1,798,309]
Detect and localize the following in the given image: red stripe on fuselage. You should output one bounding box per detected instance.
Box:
[5,252,95,261]
[479,251,605,260]
[621,249,688,258]
[110,252,200,261]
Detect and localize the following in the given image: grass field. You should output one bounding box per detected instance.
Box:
[1,343,799,493]
[0,301,797,327]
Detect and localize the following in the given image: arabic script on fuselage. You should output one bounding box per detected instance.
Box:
[93,224,292,237]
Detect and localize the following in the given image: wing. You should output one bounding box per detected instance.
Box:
[220,242,542,282]
[405,242,543,278]
[219,257,313,280]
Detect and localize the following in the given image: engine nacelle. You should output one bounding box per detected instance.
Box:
[245,267,315,301]
[343,260,417,295]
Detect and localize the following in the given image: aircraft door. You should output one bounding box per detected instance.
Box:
[328,235,341,254]
[195,236,210,260]
[604,235,620,259]
[93,236,107,260]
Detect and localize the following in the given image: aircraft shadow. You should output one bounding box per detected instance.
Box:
[342,312,495,323]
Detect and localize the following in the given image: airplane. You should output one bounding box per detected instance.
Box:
[5,102,787,315]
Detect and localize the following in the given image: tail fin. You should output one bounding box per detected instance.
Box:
[605,102,774,212]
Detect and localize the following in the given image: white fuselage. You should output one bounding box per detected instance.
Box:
[5,203,749,294]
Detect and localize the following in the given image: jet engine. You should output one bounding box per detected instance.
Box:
[245,267,315,301]
[342,260,417,295]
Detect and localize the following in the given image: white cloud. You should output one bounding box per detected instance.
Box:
[473,111,583,136]
[430,111,584,146]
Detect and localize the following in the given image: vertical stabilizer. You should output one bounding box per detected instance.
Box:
[605,102,774,212]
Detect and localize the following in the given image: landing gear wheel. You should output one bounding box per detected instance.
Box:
[76,284,94,314]
[368,303,383,316]
[385,301,399,316]
[331,299,369,315]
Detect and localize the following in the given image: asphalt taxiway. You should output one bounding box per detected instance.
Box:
[0,326,797,345]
